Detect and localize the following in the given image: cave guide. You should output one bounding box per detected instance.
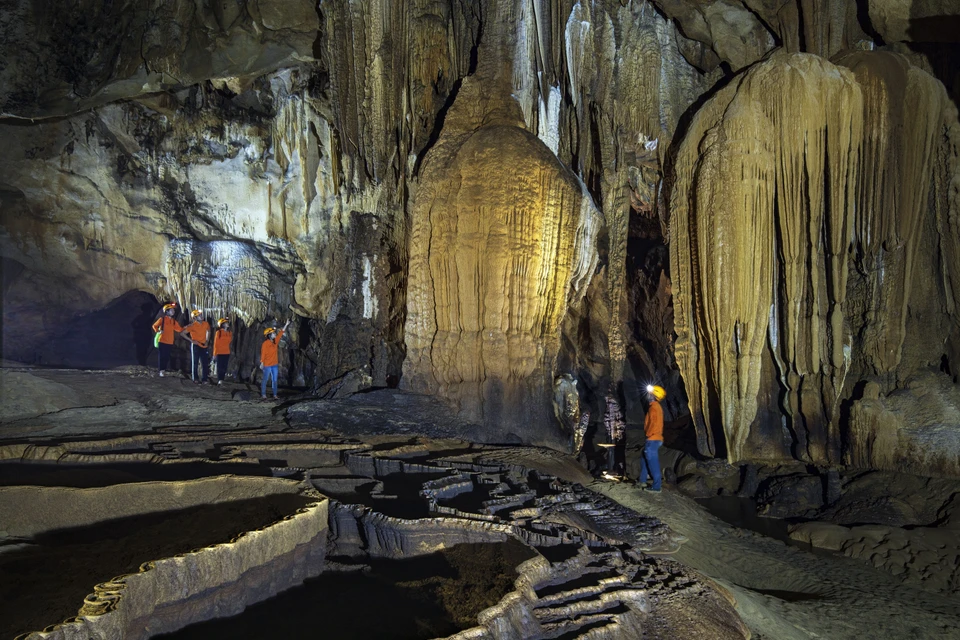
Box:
[260,319,290,400]
[152,303,184,377]
[639,385,666,492]
[212,318,233,385]
[181,309,212,384]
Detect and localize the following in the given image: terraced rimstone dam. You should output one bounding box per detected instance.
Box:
[0,433,747,640]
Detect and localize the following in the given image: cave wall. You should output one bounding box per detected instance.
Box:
[2,0,960,463]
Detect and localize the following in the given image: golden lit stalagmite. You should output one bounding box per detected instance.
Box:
[671,52,863,462]
[402,73,599,443]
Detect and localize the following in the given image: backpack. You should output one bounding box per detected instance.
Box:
[154,317,164,348]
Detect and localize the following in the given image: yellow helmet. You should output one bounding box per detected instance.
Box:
[263,327,277,336]
[162,303,177,311]
[646,385,667,401]
[218,318,229,327]
[190,309,203,318]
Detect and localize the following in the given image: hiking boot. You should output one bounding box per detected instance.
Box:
[217,380,223,386]
[646,487,662,493]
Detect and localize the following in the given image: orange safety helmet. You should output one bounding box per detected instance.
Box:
[263,327,277,336]
[217,318,229,327]
[646,385,667,401]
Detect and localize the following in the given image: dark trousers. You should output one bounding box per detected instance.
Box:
[216,354,230,381]
[158,342,173,371]
[191,345,210,381]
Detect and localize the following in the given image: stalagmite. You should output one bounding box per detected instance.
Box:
[402,73,600,444]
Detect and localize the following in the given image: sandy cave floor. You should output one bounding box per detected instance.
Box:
[1,365,959,639]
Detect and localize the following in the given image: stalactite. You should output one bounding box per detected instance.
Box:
[672,49,958,466]
[162,239,292,321]
[671,52,863,463]
[836,51,953,375]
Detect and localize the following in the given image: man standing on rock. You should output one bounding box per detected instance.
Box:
[640,385,666,492]
[181,309,211,384]
[260,319,290,400]
[152,303,183,377]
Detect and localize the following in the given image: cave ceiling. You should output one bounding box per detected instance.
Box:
[1,0,959,472]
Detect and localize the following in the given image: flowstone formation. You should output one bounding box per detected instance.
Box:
[670,49,960,471]
[0,0,714,443]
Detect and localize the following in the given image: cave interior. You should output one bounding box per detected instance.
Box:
[1,0,960,638]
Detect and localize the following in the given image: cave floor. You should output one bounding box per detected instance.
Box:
[592,482,960,640]
[2,365,959,639]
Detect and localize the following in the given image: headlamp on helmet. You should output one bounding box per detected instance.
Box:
[646,385,667,401]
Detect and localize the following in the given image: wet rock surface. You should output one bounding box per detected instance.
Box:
[6,367,960,637]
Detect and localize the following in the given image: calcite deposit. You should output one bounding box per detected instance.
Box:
[670,49,960,471]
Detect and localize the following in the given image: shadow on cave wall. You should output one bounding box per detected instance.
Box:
[8,290,165,370]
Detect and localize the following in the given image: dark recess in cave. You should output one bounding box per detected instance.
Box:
[16,290,163,369]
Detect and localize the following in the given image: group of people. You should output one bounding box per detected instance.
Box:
[602,383,665,492]
[151,302,290,400]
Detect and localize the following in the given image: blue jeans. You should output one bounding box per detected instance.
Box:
[261,365,278,397]
[639,439,663,490]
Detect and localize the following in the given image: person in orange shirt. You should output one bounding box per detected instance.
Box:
[640,385,666,492]
[260,319,290,400]
[180,309,211,383]
[152,303,184,377]
[212,318,233,386]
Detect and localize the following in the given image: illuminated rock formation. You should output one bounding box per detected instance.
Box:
[402,71,601,443]
[670,50,959,469]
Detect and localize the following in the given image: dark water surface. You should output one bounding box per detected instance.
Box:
[0,494,314,639]
[696,495,792,542]
[161,540,536,640]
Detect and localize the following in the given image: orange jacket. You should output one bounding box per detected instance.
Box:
[184,321,210,348]
[645,400,664,441]
[152,316,183,345]
[213,329,232,356]
[260,329,284,367]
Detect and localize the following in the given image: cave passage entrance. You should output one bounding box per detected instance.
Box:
[31,290,160,369]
